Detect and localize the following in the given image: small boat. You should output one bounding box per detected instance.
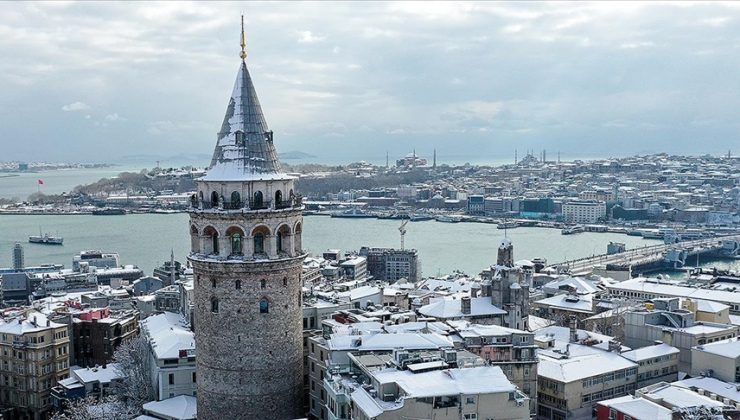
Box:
[497,221,518,230]
[29,228,63,245]
[330,208,375,218]
[561,225,584,235]
[92,208,126,216]
[410,214,434,221]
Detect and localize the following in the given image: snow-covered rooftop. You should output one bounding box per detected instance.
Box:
[143,395,197,420]
[373,365,517,398]
[419,296,506,320]
[140,312,194,360]
[621,343,680,362]
[694,337,740,358]
[597,395,672,420]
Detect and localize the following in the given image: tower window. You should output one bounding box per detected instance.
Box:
[211,191,219,208]
[212,233,219,255]
[231,233,242,255]
[259,298,269,314]
[283,277,287,287]
[235,280,241,290]
[254,234,265,254]
[211,279,216,288]
[211,298,219,313]
[230,191,241,209]
[260,279,266,289]
[253,191,264,209]
[275,190,283,207]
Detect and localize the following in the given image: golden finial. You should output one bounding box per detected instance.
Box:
[240,15,247,61]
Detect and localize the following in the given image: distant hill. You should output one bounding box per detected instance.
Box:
[279,151,317,160]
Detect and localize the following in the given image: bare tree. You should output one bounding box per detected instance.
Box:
[112,334,155,413]
[50,396,135,420]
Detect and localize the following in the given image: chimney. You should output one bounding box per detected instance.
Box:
[608,340,622,353]
[569,315,578,343]
[461,296,471,315]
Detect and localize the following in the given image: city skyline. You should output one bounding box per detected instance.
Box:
[2,2,740,163]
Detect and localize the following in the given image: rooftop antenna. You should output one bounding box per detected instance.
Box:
[240,15,247,61]
[399,220,409,250]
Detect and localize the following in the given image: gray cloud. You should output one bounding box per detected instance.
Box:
[1,1,740,164]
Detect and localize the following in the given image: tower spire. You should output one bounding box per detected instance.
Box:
[240,15,247,61]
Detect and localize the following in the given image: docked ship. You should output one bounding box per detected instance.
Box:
[28,230,63,245]
[92,208,126,215]
[435,215,462,223]
[410,214,434,221]
[330,207,375,218]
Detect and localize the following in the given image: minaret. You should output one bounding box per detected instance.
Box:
[168,249,176,286]
[188,17,305,419]
[433,148,437,170]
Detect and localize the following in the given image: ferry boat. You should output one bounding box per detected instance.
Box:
[561,225,585,235]
[435,215,462,223]
[92,208,126,216]
[330,208,375,218]
[29,229,63,245]
[409,214,434,221]
[496,221,518,230]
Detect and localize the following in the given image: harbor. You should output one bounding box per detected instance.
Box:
[2,213,739,278]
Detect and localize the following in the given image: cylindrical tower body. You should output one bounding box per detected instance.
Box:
[189,181,305,420]
[187,44,305,419]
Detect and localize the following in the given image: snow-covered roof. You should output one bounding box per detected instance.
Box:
[534,293,594,313]
[373,366,516,398]
[694,337,740,359]
[72,363,122,384]
[143,395,197,420]
[328,332,453,351]
[419,297,506,320]
[596,395,672,420]
[621,343,680,362]
[203,59,284,181]
[351,386,385,417]
[674,377,740,403]
[538,345,637,383]
[0,311,64,335]
[140,312,194,360]
[695,299,730,313]
[637,383,724,409]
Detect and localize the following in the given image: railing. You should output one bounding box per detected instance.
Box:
[191,195,303,211]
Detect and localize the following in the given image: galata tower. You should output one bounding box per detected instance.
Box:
[187,17,305,420]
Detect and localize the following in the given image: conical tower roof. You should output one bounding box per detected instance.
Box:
[202,58,285,181]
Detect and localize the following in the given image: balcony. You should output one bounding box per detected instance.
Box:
[190,195,303,212]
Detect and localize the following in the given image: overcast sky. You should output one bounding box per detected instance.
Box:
[1,1,739,164]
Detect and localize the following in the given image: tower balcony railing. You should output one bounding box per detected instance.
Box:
[191,195,303,212]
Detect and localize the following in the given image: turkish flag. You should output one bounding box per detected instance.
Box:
[38,179,44,185]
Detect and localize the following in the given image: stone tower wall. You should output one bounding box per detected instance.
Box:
[190,255,304,419]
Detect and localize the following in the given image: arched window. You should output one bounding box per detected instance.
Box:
[235,280,242,290]
[211,298,219,313]
[254,233,264,254]
[277,225,291,254]
[275,190,283,207]
[231,191,241,209]
[252,226,270,256]
[226,226,244,256]
[211,191,219,208]
[203,226,219,255]
[283,277,287,287]
[253,191,264,209]
[231,233,242,255]
[259,298,269,314]
[211,278,216,288]
[212,233,219,254]
[260,279,266,289]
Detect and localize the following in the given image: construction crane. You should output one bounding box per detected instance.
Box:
[399,220,409,250]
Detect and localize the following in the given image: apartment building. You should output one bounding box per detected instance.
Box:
[561,201,607,223]
[0,311,70,420]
